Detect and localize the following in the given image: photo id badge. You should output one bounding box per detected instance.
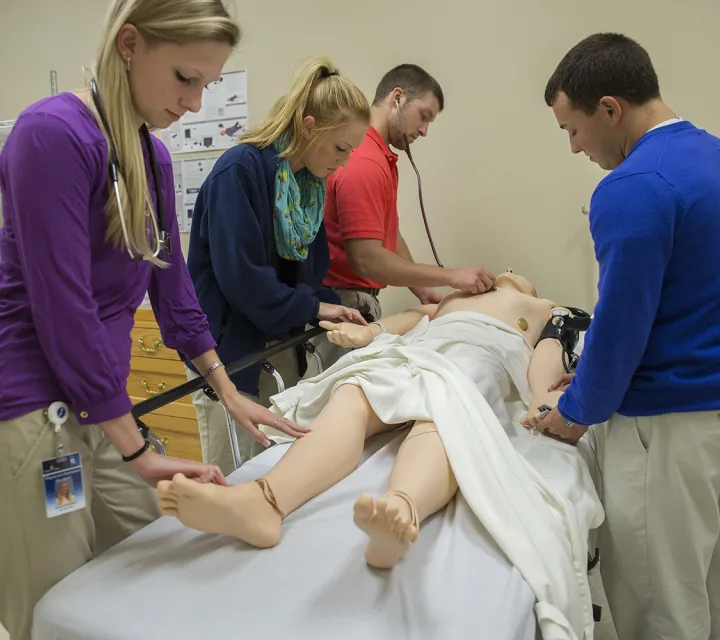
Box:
[42,453,85,518]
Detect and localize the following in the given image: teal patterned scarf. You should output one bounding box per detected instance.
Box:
[272,140,326,261]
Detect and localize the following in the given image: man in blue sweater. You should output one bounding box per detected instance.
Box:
[538,33,720,640]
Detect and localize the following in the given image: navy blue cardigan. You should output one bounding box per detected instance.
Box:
[187,144,340,394]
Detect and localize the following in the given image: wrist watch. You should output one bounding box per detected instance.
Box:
[563,414,577,428]
[537,403,576,427]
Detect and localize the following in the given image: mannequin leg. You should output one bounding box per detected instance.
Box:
[354,421,458,568]
[157,384,394,548]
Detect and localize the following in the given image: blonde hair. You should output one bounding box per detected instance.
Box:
[241,55,371,159]
[90,0,240,263]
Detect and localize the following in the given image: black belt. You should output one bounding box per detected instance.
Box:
[335,287,380,297]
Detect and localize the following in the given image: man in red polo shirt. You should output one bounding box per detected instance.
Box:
[324,64,495,321]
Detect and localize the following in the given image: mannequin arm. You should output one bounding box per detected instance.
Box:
[521,338,567,426]
[321,304,438,348]
[375,304,438,335]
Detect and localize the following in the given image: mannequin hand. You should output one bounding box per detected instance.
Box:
[520,391,564,428]
[320,320,376,348]
[446,267,496,294]
[317,302,368,325]
[222,393,310,447]
[548,373,574,392]
[535,406,588,446]
[410,286,445,305]
[130,450,228,487]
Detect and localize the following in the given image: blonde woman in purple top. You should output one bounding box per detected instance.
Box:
[0,1,306,637]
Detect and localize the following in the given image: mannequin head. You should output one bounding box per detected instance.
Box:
[496,269,537,297]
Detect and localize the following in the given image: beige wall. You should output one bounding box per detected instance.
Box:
[2,0,719,314]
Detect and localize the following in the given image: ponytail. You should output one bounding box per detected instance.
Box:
[241,55,370,157]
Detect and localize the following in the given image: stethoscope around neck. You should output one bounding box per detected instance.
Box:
[396,96,443,268]
[89,77,171,261]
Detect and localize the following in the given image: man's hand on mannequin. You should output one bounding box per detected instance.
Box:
[548,373,575,392]
[520,390,563,427]
[535,406,588,445]
[346,237,496,293]
[445,267,496,293]
[410,286,445,305]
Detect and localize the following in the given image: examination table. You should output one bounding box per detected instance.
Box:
[33,427,540,640]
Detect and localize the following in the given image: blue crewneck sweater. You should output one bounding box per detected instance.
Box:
[559,121,720,425]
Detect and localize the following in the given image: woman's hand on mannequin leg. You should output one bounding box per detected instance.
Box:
[221,392,310,447]
[100,413,228,485]
[193,349,309,447]
[131,451,228,486]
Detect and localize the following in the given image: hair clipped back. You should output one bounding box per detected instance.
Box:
[373,63,444,110]
[544,33,661,114]
[240,55,371,158]
[91,0,240,264]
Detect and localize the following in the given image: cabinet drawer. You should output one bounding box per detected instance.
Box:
[130,325,180,361]
[127,369,192,405]
[130,355,187,377]
[130,396,197,420]
[142,413,202,462]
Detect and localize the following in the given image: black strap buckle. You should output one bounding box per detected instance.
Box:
[203,386,219,403]
[587,547,600,571]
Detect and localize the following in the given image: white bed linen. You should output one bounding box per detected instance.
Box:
[270,312,604,640]
[33,431,539,640]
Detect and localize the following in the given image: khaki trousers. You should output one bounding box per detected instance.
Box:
[0,409,160,640]
[334,289,382,322]
[187,345,301,476]
[595,410,720,640]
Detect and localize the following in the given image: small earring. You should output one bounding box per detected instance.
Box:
[125,57,131,72]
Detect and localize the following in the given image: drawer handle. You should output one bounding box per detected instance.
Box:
[141,379,167,395]
[137,337,163,354]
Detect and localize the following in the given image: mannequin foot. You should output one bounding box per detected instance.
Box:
[353,491,419,569]
[157,474,282,548]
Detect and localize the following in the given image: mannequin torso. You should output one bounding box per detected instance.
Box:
[435,288,556,348]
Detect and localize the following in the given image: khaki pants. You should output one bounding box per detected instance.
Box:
[334,289,382,321]
[187,346,301,476]
[595,411,720,640]
[0,409,160,640]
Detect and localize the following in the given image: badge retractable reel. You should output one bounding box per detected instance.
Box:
[43,401,86,518]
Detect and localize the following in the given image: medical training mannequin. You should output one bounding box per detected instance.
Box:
[157,270,572,568]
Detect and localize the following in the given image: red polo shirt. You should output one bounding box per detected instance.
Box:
[323,127,399,290]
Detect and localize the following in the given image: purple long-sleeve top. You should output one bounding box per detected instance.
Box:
[0,93,216,425]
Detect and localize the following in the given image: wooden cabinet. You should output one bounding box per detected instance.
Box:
[128,308,203,462]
